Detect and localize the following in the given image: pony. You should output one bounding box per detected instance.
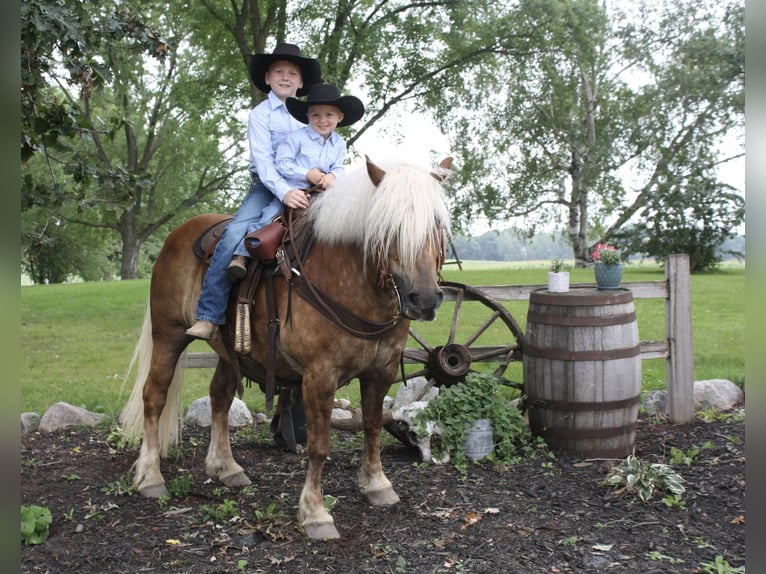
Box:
[121,156,453,539]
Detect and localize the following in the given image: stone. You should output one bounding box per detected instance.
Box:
[21,412,41,434]
[641,390,668,416]
[37,403,107,433]
[183,396,253,428]
[694,379,744,412]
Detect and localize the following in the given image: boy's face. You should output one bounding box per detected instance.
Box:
[307,104,344,139]
[264,60,303,100]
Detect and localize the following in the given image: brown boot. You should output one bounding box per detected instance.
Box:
[226,255,248,282]
[185,320,218,341]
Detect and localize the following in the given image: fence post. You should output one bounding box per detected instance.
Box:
[665,254,695,423]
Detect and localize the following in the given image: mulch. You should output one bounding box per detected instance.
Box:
[21,413,745,573]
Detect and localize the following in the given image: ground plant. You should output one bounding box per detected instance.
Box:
[413,372,546,472]
[602,453,686,503]
[20,505,52,545]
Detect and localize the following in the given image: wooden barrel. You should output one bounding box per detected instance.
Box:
[523,287,641,458]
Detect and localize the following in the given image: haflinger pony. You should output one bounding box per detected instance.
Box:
[121,156,452,540]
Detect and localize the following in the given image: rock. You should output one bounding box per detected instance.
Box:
[331,408,352,420]
[37,403,107,433]
[641,390,668,416]
[184,396,253,428]
[640,380,744,417]
[21,412,41,434]
[694,379,744,411]
[391,377,438,409]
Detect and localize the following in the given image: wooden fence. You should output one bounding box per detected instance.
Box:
[185,254,694,424]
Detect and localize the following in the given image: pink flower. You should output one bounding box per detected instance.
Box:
[592,243,621,265]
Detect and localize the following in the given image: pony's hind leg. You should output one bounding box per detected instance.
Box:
[205,359,251,487]
[358,374,401,507]
[133,337,187,498]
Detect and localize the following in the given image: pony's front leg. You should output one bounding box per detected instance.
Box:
[134,412,168,498]
[298,374,341,540]
[205,360,251,487]
[358,375,400,507]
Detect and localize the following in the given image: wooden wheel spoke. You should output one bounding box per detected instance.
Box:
[447,287,464,344]
[462,310,502,347]
[408,327,433,352]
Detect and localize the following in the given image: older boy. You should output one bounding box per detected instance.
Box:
[186,43,321,340]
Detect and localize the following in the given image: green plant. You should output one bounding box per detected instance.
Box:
[669,446,700,466]
[166,473,193,498]
[200,498,239,522]
[101,472,134,496]
[603,453,686,502]
[413,372,546,472]
[549,257,571,273]
[700,555,745,573]
[645,550,684,564]
[21,504,53,545]
[592,243,622,265]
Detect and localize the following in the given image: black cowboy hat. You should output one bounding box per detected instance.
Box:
[286,83,365,128]
[249,43,322,98]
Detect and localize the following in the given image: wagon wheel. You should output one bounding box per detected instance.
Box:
[400,280,525,400]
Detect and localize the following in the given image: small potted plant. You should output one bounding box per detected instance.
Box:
[592,243,623,289]
[547,257,571,293]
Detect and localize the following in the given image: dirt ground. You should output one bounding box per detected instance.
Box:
[21,412,745,573]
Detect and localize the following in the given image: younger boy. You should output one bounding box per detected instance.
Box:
[227,83,365,271]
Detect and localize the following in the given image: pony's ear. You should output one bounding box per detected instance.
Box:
[365,155,386,187]
[432,156,454,183]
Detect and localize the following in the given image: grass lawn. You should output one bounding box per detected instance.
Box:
[20,261,745,419]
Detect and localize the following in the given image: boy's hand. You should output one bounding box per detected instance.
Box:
[283,189,310,209]
[306,168,324,185]
[318,172,336,189]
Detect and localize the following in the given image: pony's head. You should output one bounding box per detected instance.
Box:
[309,155,453,320]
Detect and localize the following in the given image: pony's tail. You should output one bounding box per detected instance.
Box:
[119,300,186,457]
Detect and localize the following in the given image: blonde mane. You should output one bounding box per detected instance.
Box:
[308,158,452,270]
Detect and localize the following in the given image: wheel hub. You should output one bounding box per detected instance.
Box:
[427,343,472,386]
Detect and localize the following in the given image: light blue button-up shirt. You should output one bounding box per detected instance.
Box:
[275,125,347,191]
[248,91,306,201]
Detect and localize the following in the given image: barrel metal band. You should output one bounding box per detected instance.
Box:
[527,310,636,327]
[528,395,640,412]
[539,422,637,439]
[529,288,634,306]
[524,344,640,361]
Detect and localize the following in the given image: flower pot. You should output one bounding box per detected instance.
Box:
[464,419,494,461]
[594,262,623,290]
[547,271,570,293]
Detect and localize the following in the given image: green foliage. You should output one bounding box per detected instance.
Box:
[200,499,239,523]
[549,257,571,272]
[700,555,745,574]
[603,453,686,503]
[668,446,700,466]
[21,504,53,545]
[166,474,193,498]
[413,372,546,472]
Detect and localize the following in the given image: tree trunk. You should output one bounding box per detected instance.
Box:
[119,210,141,280]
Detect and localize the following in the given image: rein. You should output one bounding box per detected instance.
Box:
[283,204,405,340]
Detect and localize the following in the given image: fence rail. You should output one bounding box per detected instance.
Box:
[185,254,694,424]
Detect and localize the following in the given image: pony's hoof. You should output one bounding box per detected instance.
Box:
[139,483,170,498]
[366,487,400,507]
[220,471,252,488]
[303,521,341,540]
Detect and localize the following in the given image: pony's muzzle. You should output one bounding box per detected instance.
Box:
[404,288,443,321]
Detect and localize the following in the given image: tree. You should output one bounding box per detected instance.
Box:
[433,0,744,268]
[22,0,529,280]
[21,0,246,280]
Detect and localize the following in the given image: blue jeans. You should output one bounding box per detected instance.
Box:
[194,179,275,325]
[232,196,284,257]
